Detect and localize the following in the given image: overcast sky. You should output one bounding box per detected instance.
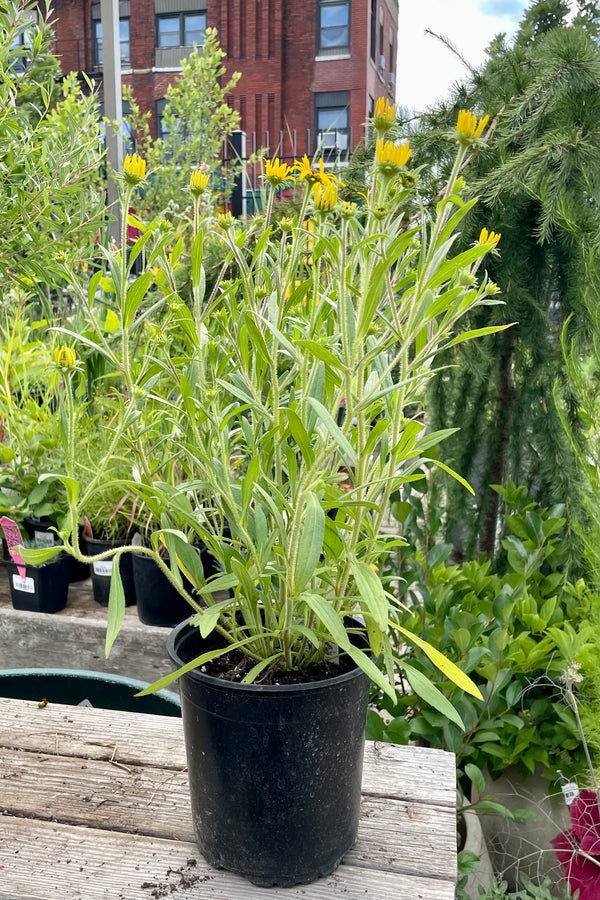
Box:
[395,0,534,111]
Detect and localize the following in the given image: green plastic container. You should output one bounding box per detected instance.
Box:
[0,668,180,716]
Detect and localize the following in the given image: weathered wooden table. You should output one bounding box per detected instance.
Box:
[0,697,457,899]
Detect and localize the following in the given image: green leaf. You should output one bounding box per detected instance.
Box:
[306,397,357,466]
[366,708,386,740]
[292,493,325,595]
[443,323,515,350]
[105,556,125,657]
[395,623,483,699]
[351,560,388,630]
[240,652,285,684]
[191,229,203,289]
[464,763,486,794]
[286,407,315,466]
[124,271,153,328]
[39,473,78,506]
[402,662,465,729]
[17,546,63,565]
[135,633,271,694]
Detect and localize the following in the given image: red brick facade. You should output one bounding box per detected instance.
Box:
[52,0,398,160]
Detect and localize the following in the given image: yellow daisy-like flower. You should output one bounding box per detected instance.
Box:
[190,168,210,195]
[479,227,501,247]
[376,138,412,173]
[123,153,146,184]
[456,110,489,144]
[293,155,344,188]
[373,97,397,133]
[264,157,293,186]
[54,344,77,368]
[312,180,338,212]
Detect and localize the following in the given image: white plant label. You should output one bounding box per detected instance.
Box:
[93,560,113,577]
[12,574,35,594]
[561,782,579,806]
[34,530,55,547]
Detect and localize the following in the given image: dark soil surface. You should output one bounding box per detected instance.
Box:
[200,648,357,685]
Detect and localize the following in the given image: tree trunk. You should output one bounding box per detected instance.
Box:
[479,331,516,555]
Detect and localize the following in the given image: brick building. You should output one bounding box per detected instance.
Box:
[51,0,398,161]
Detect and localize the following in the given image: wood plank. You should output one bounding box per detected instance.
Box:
[0,816,456,900]
[0,699,456,806]
[0,750,456,882]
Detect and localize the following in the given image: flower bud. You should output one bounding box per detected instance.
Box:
[54,344,77,368]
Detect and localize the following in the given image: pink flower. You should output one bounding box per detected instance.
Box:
[551,791,600,900]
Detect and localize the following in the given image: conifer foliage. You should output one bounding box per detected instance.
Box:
[399,0,599,566]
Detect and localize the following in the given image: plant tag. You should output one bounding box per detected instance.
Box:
[0,516,27,578]
[12,573,35,594]
[561,782,579,806]
[93,560,113,577]
[34,530,56,547]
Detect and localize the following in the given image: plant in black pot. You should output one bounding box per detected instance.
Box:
[34,109,508,886]
[78,480,139,608]
[1,526,70,613]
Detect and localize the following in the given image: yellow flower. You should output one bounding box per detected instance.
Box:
[54,344,77,368]
[264,157,293,186]
[123,153,146,184]
[373,97,396,133]
[456,110,489,144]
[375,138,411,173]
[293,155,344,188]
[479,227,501,247]
[312,180,338,212]
[190,168,210,195]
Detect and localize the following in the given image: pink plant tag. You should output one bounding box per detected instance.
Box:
[83,516,94,539]
[0,516,27,579]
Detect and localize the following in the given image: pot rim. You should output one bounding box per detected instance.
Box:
[167,615,370,694]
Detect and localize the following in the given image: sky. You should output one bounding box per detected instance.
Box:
[395,0,532,111]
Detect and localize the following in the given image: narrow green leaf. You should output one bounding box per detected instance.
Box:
[241,456,259,512]
[241,653,285,684]
[395,624,483,698]
[135,633,273,694]
[105,556,125,657]
[443,323,515,350]
[286,407,315,466]
[292,493,325,595]
[306,397,357,465]
[191,230,203,289]
[402,662,465,729]
[351,560,388,629]
[39,472,79,505]
[124,271,153,328]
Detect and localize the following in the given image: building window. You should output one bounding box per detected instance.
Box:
[315,91,350,157]
[388,26,395,88]
[156,11,206,48]
[370,0,376,61]
[317,1,350,55]
[93,18,130,68]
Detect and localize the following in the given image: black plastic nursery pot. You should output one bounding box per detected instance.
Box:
[0,668,181,716]
[167,617,371,887]
[24,518,89,583]
[6,553,71,613]
[85,536,136,607]
[132,552,193,627]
